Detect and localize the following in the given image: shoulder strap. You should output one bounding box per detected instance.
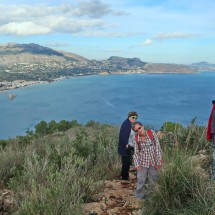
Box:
[135,130,153,141]
[135,133,139,142]
[147,129,153,141]
[135,134,141,151]
[135,131,154,151]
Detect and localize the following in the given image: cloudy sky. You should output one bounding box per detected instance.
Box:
[0,0,214,64]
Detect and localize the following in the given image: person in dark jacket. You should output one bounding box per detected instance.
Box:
[118,111,138,180]
[207,99,215,180]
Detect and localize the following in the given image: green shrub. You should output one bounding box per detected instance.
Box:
[9,154,93,215]
[85,120,101,128]
[34,120,80,136]
[0,140,25,188]
[34,120,49,135]
[0,139,7,149]
[160,119,208,153]
[161,121,183,133]
[1,122,120,214]
[143,148,215,215]
[2,120,213,215]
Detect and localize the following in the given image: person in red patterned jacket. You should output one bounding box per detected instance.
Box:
[132,121,163,199]
[207,100,215,180]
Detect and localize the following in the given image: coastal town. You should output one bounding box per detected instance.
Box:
[0,80,48,91]
[0,59,197,92]
[1,42,214,93]
[0,63,194,92]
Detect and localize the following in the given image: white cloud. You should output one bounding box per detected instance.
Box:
[0,22,51,36]
[141,38,153,46]
[50,17,107,33]
[138,32,198,48]
[72,0,128,18]
[73,0,112,18]
[0,4,56,23]
[154,32,198,40]
[73,31,143,38]
[0,1,127,36]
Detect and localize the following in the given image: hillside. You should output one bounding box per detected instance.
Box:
[108,56,146,68]
[0,42,197,89]
[144,63,195,73]
[190,61,215,71]
[0,42,87,64]
[0,120,214,214]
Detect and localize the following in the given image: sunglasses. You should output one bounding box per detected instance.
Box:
[131,116,138,120]
[134,126,142,132]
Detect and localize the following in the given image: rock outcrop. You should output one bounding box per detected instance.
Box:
[83,167,143,215]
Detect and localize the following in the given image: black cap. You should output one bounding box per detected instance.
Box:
[212,100,215,104]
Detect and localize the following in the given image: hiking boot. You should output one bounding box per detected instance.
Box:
[121,176,130,180]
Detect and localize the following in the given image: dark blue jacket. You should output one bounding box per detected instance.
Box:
[118,118,131,156]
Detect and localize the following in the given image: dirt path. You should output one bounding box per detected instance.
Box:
[0,169,143,215]
[83,167,143,215]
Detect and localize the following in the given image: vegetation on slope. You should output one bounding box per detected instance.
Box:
[0,119,215,214]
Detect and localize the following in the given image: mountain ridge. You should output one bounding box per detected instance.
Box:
[0,42,204,86]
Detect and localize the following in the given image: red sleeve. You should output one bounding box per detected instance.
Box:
[207,105,215,140]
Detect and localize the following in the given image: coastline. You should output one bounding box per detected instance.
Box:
[0,77,67,92]
[0,70,213,92]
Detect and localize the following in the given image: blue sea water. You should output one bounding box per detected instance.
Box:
[0,72,214,139]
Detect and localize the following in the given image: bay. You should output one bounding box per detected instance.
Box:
[0,72,214,140]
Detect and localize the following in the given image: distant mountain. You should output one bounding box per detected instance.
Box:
[191,61,215,66]
[0,42,197,84]
[0,42,88,64]
[0,42,64,56]
[190,61,215,71]
[144,63,195,73]
[108,56,146,67]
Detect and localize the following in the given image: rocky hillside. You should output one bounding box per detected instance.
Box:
[144,63,195,73]
[108,56,146,68]
[0,42,87,64]
[0,42,197,84]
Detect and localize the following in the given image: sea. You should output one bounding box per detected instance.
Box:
[0,71,214,140]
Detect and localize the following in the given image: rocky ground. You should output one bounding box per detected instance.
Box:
[0,189,14,215]
[83,167,144,215]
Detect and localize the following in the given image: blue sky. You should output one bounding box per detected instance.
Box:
[0,0,214,64]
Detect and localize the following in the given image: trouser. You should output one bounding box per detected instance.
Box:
[212,134,215,180]
[136,166,158,199]
[121,147,132,179]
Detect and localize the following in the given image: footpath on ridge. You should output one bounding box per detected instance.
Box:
[83,166,143,215]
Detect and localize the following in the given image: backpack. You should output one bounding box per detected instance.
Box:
[135,129,154,142]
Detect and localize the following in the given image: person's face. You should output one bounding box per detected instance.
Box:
[133,124,144,135]
[129,116,138,123]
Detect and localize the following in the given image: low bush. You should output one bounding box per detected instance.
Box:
[160,119,208,153]
[0,121,120,214]
[143,142,215,214]
[1,120,214,215]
